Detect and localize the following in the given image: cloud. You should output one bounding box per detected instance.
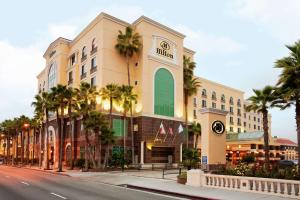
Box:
[232,0,300,42]
[0,40,44,120]
[176,24,243,56]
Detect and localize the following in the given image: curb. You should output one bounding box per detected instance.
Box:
[121,184,217,200]
[10,165,71,177]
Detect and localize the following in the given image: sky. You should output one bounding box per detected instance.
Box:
[0,0,299,141]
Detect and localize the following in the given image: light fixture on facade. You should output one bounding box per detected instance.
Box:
[135,103,142,113]
[102,100,110,111]
[96,96,101,104]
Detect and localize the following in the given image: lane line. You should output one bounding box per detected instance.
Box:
[21,181,30,186]
[50,192,67,199]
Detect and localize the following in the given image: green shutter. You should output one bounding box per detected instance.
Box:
[113,119,127,137]
[154,68,174,117]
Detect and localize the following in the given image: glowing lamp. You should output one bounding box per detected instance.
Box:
[96,96,101,104]
[102,100,110,111]
[23,123,29,128]
[135,103,142,113]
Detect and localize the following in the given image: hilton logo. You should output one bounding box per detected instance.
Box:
[156,40,173,59]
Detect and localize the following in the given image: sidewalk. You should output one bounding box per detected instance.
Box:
[65,170,295,200]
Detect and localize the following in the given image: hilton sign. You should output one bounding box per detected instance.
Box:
[150,36,177,64]
[156,41,174,59]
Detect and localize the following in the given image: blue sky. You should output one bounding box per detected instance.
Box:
[0,0,299,141]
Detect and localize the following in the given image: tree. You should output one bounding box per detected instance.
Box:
[18,115,30,166]
[119,85,137,163]
[30,117,41,166]
[274,40,300,172]
[75,82,98,171]
[100,84,121,128]
[115,26,142,86]
[190,122,201,149]
[246,86,277,169]
[65,87,77,170]
[50,84,69,172]
[84,111,107,168]
[0,119,14,164]
[115,26,142,164]
[101,126,115,168]
[32,92,51,170]
[183,56,200,148]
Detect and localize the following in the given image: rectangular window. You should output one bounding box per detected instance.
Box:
[244,113,246,118]
[258,118,260,122]
[91,76,96,87]
[212,102,216,109]
[251,144,256,149]
[244,122,246,127]
[193,98,197,107]
[230,127,233,132]
[230,117,233,123]
[230,107,233,114]
[254,116,256,121]
[113,119,128,137]
[237,118,241,125]
[258,126,260,130]
[193,109,197,119]
[202,100,206,108]
[237,108,241,116]
[70,54,76,66]
[221,104,225,111]
[254,124,256,129]
[81,65,85,75]
[68,71,73,81]
[91,57,97,68]
[237,128,241,133]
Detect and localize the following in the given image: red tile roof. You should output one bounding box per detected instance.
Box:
[275,138,297,146]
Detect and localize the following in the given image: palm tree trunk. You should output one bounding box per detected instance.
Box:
[110,98,113,128]
[70,118,74,170]
[95,131,101,168]
[194,134,199,149]
[21,131,24,166]
[184,94,189,149]
[45,111,50,170]
[26,129,30,165]
[32,128,35,166]
[15,132,18,166]
[123,113,126,162]
[262,110,270,169]
[126,57,131,86]
[130,107,134,164]
[58,106,64,172]
[6,136,10,165]
[84,129,97,170]
[39,125,42,168]
[295,99,300,173]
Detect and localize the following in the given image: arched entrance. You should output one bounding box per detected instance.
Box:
[45,126,56,168]
[65,143,71,167]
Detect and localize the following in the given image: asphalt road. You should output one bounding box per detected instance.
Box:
[0,165,181,200]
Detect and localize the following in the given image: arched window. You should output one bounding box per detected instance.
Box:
[154,68,174,117]
[212,91,216,100]
[237,99,241,107]
[92,38,96,50]
[48,63,56,90]
[221,94,225,102]
[202,89,207,97]
[230,97,234,105]
[82,46,87,58]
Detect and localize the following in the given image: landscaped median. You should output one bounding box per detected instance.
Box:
[186,169,300,199]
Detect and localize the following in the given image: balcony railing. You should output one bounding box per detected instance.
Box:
[80,72,87,80]
[81,55,87,62]
[90,66,97,74]
[90,47,98,55]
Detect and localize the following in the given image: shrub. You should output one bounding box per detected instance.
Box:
[74,159,85,168]
[182,148,199,169]
[241,155,255,164]
[178,172,187,179]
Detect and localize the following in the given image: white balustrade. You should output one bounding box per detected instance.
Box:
[187,170,300,199]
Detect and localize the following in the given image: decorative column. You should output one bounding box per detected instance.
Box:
[140,141,144,164]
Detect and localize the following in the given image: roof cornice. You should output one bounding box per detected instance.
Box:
[132,15,185,39]
[43,37,71,58]
[184,47,196,55]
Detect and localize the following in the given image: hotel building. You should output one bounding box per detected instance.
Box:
[34,12,295,168]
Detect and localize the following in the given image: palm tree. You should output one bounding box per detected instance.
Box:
[246,86,277,169]
[18,115,30,166]
[30,117,40,166]
[65,87,77,170]
[100,84,121,128]
[275,40,300,172]
[115,26,142,164]
[75,82,98,171]
[84,111,107,168]
[101,126,116,168]
[0,119,13,164]
[183,56,200,149]
[115,26,142,86]
[119,85,137,162]
[190,122,201,149]
[50,84,69,172]
[32,92,51,170]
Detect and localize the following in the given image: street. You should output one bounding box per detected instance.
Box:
[0,166,181,200]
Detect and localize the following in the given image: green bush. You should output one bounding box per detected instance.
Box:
[178,172,187,179]
[182,148,199,169]
[241,155,255,164]
[74,159,85,168]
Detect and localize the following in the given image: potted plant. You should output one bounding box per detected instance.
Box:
[177,172,187,184]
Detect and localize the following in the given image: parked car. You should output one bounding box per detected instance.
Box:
[292,160,299,165]
[278,160,295,167]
